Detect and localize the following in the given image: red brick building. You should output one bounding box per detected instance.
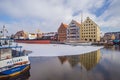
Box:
[58,23,68,42]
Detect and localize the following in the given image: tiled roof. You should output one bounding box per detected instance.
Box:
[62,23,68,28]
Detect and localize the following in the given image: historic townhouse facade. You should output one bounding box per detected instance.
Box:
[58,23,68,42]
[67,20,81,42]
[81,17,100,42]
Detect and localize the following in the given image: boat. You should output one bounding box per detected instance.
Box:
[15,39,51,44]
[113,39,120,45]
[0,26,31,78]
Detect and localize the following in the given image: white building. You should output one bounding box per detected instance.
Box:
[28,33,37,40]
[67,20,81,42]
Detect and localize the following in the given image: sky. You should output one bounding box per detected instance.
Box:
[0,0,120,34]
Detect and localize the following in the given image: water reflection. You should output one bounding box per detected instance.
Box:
[105,45,120,51]
[1,66,30,80]
[59,50,101,71]
[2,46,120,80]
[29,46,120,80]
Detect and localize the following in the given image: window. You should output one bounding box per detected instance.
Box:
[94,39,96,42]
[89,39,92,41]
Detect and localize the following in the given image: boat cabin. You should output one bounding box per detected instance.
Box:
[0,39,25,61]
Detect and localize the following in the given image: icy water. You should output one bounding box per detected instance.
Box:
[3,45,120,80]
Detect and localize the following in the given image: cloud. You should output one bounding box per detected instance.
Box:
[0,0,120,33]
[97,0,120,29]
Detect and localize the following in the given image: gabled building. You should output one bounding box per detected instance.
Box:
[103,32,120,42]
[81,17,100,42]
[67,20,81,42]
[58,23,68,42]
[14,30,28,39]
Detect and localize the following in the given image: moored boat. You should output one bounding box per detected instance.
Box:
[0,26,31,78]
[15,39,51,44]
[113,39,120,45]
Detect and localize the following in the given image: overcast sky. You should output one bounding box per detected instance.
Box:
[0,0,120,34]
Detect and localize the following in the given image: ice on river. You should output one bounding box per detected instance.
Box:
[18,43,103,57]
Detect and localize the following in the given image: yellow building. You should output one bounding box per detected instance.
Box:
[79,50,101,71]
[81,17,100,42]
[65,49,101,70]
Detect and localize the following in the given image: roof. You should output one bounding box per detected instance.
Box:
[61,23,68,28]
[69,20,81,27]
[83,17,100,28]
[105,32,120,34]
[58,23,68,31]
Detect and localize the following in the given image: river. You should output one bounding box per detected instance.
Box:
[7,45,120,80]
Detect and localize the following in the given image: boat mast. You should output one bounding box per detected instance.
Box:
[1,25,8,38]
[81,11,83,24]
[80,12,83,42]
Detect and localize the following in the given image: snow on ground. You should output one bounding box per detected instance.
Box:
[18,43,103,57]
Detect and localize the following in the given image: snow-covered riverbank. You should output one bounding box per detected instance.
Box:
[18,43,103,56]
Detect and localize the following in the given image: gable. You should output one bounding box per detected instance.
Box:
[68,20,81,28]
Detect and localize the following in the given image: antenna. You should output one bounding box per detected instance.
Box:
[3,25,5,37]
[81,11,83,24]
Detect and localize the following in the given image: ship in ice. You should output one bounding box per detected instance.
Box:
[0,26,31,79]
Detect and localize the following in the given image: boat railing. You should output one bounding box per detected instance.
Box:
[0,38,23,49]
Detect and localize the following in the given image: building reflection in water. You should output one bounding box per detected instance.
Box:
[105,45,120,51]
[58,49,101,71]
[1,66,31,80]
